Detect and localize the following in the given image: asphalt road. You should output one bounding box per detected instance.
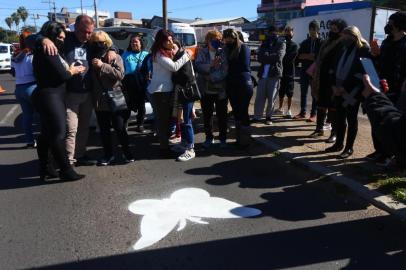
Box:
[1,72,406,270]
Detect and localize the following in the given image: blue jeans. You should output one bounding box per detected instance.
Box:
[181,101,194,149]
[300,72,317,116]
[15,82,36,144]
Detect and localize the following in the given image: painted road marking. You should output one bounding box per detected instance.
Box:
[0,105,19,126]
[128,188,262,250]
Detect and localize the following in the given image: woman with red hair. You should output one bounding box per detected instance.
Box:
[147,29,190,157]
[11,31,37,148]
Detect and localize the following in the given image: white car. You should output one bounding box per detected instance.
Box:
[0,43,12,71]
[90,27,155,128]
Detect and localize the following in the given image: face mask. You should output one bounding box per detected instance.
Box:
[54,39,64,53]
[210,40,221,50]
[92,42,107,58]
[329,31,340,40]
[285,34,293,40]
[384,24,393,35]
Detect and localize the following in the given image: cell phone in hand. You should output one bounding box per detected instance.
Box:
[360,58,380,91]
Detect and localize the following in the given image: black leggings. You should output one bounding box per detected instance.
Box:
[32,88,70,171]
[201,94,228,141]
[227,78,253,126]
[96,110,131,158]
[335,97,360,150]
[123,74,146,126]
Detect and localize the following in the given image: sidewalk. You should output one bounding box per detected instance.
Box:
[247,94,406,221]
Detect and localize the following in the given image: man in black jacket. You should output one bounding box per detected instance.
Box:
[368,11,406,165]
[362,75,406,169]
[275,26,298,118]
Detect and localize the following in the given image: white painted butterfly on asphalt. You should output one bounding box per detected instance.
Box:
[128,188,262,250]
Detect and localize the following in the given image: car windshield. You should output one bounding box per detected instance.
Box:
[174,33,196,47]
[0,46,8,54]
[97,28,153,55]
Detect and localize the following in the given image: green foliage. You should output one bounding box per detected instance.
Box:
[11,12,21,31]
[377,177,406,204]
[0,28,19,43]
[5,17,13,30]
[17,7,29,26]
[21,25,37,34]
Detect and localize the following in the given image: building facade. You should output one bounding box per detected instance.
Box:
[257,0,353,26]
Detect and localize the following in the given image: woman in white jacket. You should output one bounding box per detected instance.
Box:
[12,31,37,148]
[148,29,189,156]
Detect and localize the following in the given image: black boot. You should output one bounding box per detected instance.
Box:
[325,133,337,143]
[325,143,344,153]
[59,167,85,181]
[337,148,354,159]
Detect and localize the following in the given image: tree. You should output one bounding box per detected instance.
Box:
[11,12,20,32]
[21,25,37,34]
[17,7,29,26]
[5,17,13,30]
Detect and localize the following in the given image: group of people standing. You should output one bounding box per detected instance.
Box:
[10,11,406,182]
[11,14,258,181]
[11,15,142,181]
[253,11,406,165]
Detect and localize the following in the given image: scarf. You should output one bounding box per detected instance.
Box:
[335,46,357,87]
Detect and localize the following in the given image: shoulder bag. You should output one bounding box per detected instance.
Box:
[96,72,128,112]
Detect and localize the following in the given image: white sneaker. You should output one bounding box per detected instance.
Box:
[285,110,292,118]
[323,123,332,131]
[177,149,195,162]
[274,109,283,115]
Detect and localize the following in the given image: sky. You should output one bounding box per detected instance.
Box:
[0,0,261,29]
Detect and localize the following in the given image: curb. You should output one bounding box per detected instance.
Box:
[252,135,406,222]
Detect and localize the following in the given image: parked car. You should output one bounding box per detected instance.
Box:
[90,26,155,128]
[0,43,12,71]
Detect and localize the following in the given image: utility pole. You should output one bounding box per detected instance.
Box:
[42,0,56,21]
[31,14,39,32]
[81,0,83,14]
[93,0,99,27]
[272,0,276,26]
[163,0,168,30]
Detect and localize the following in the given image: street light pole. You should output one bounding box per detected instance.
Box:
[93,0,99,28]
[163,0,168,30]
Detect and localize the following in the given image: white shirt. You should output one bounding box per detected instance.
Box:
[11,53,36,85]
[147,52,190,94]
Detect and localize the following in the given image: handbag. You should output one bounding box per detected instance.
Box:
[96,72,128,112]
[178,81,201,103]
[103,90,128,112]
[178,62,201,103]
[306,62,317,77]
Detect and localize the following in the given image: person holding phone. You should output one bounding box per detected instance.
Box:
[368,11,406,165]
[195,30,228,148]
[362,75,406,169]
